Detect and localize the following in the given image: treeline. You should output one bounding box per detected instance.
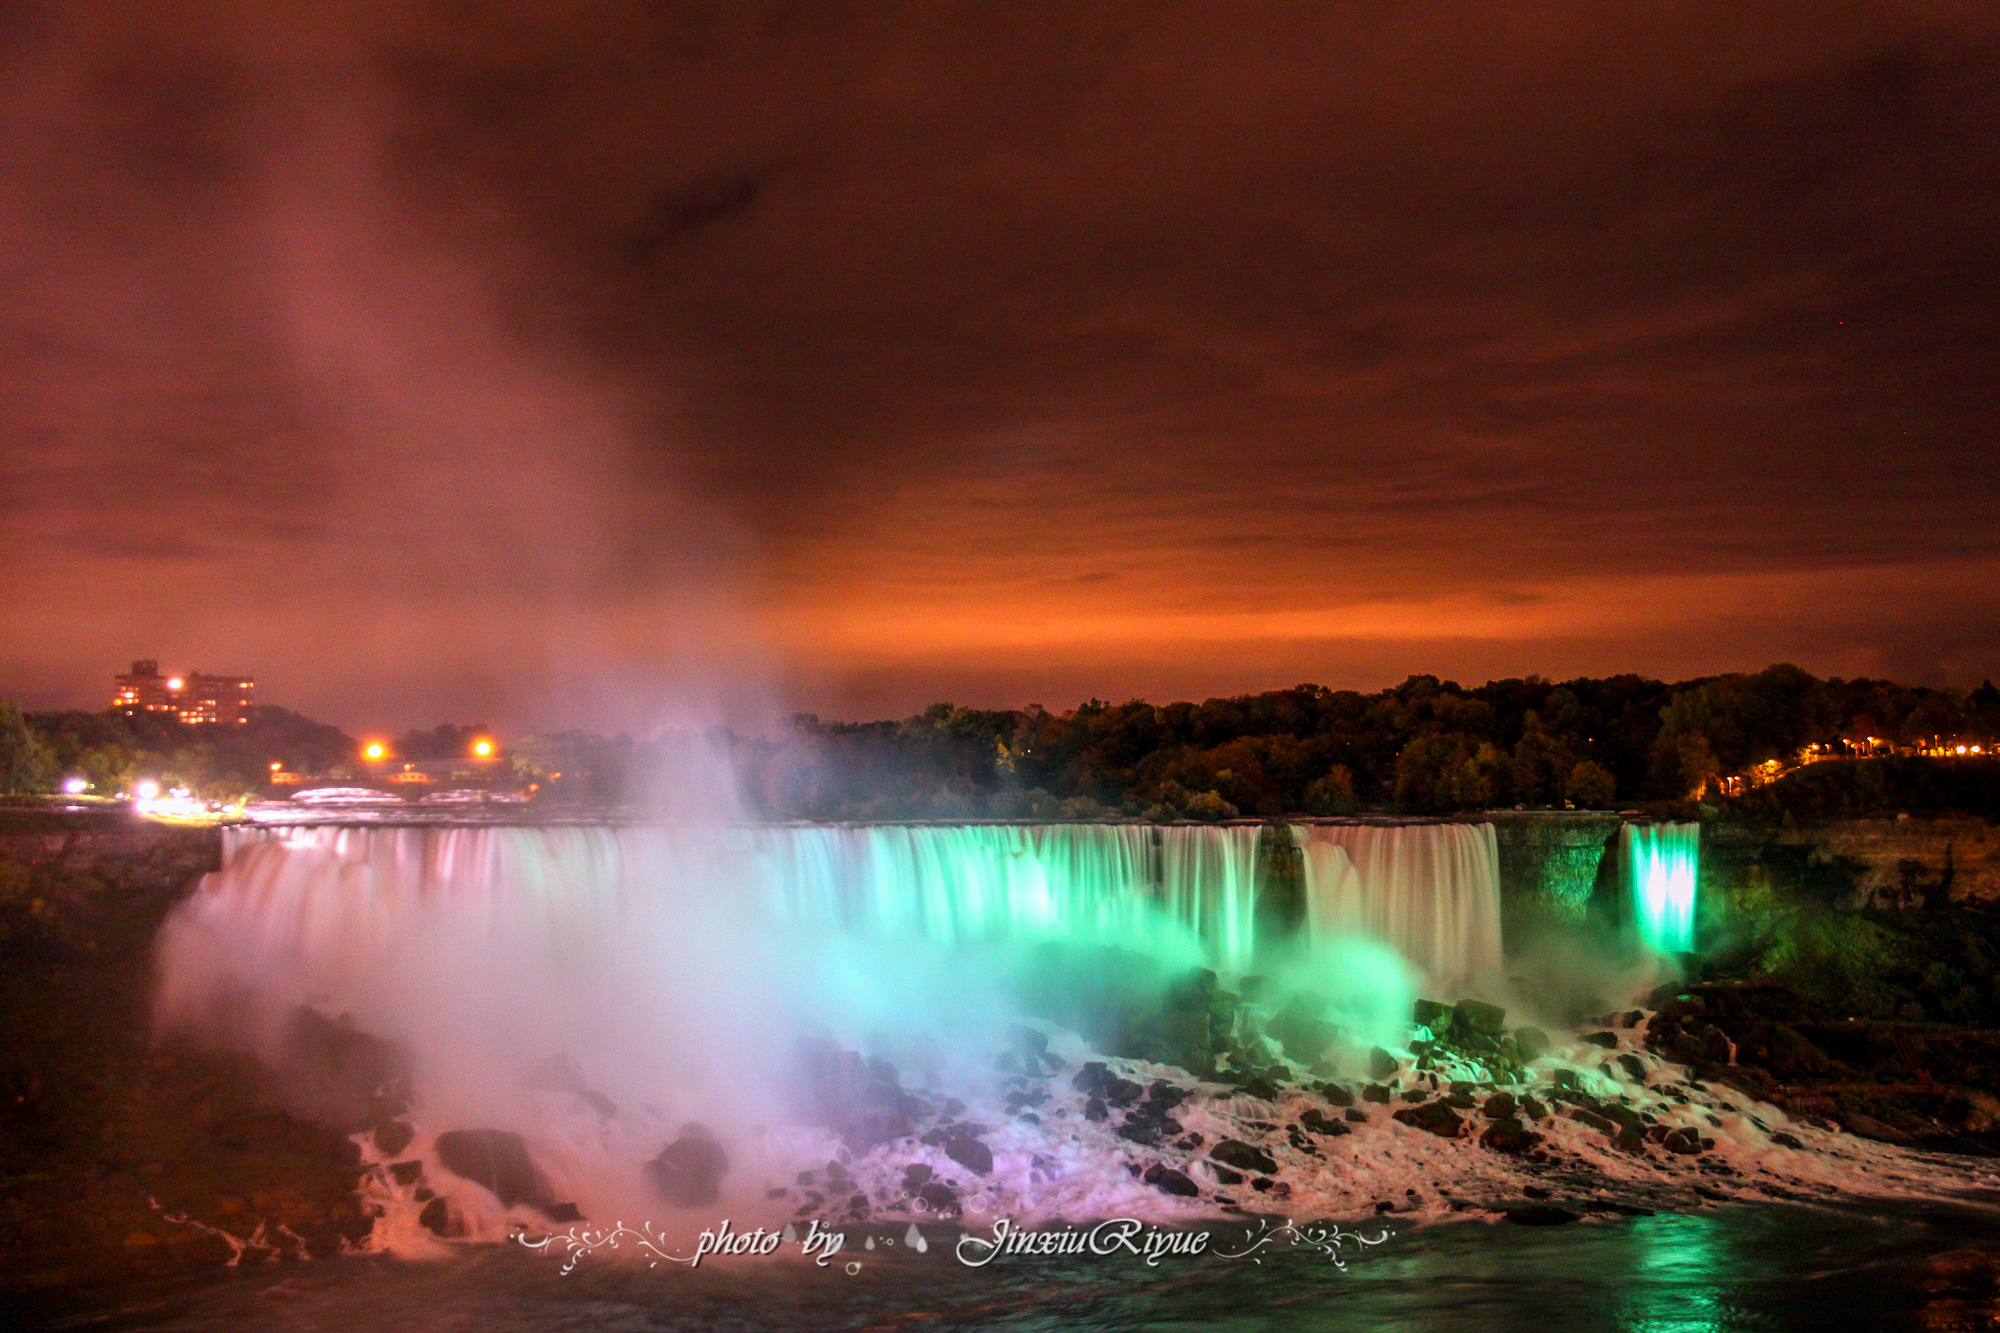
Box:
[0,704,355,802]
[3,664,1996,817]
[736,666,2000,821]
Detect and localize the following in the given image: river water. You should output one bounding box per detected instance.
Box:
[24,1197,2000,1332]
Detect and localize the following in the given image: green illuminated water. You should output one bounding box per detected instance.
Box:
[1624,822,1701,955]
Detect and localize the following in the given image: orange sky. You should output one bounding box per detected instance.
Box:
[2,2,1996,731]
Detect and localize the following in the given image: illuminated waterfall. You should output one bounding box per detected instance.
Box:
[1624,822,1700,954]
[150,819,1514,1228]
[1293,822,1503,997]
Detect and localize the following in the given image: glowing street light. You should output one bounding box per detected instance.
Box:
[63,777,87,795]
[167,677,183,691]
[472,739,494,758]
[134,779,160,801]
[363,742,387,761]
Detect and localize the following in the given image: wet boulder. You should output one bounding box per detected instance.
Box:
[1142,1163,1200,1197]
[1413,998,1453,1031]
[1480,1117,1543,1155]
[1392,1102,1465,1138]
[1513,1026,1551,1061]
[1210,1139,1279,1174]
[796,1038,918,1152]
[942,1128,994,1176]
[644,1123,729,1206]
[1297,1108,1350,1137]
[1453,999,1506,1036]
[434,1129,577,1219]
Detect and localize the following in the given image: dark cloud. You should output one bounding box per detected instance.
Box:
[1,1,1996,729]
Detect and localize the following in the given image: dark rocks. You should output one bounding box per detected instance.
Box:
[1514,1026,1551,1060]
[1072,1061,1145,1106]
[1661,1128,1706,1155]
[434,1129,569,1215]
[1580,1032,1619,1049]
[1842,1113,1917,1146]
[1454,999,1507,1035]
[418,1195,457,1237]
[1504,1203,1581,1226]
[373,1120,414,1157]
[1770,1131,1805,1150]
[1234,1074,1281,1102]
[1648,1014,1732,1069]
[1211,1164,1244,1185]
[1482,1092,1518,1119]
[644,1124,728,1207]
[1480,1117,1543,1154]
[1210,1139,1279,1174]
[1118,1121,1160,1146]
[1297,1108,1351,1137]
[1343,1108,1369,1123]
[902,1163,933,1193]
[1616,1053,1649,1082]
[388,1159,423,1186]
[1615,1125,1647,1154]
[1568,1108,1620,1138]
[1519,1095,1549,1121]
[942,1130,994,1176]
[1006,1025,1065,1073]
[1392,1102,1465,1138]
[1320,1082,1357,1108]
[1601,1104,1644,1132]
[1142,1163,1200,1197]
[915,1180,959,1215]
[1413,998,1454,1030]
[796,1039,918,1152]
[1368,1047,1400,1079]
[1084,1097,1109,1122]
[1362,1083,1392,1104]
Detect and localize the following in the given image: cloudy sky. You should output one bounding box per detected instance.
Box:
[1,1,1995,731]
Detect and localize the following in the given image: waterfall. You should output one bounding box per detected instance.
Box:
[1292,822,1502,997]
[1624,822,1700,955]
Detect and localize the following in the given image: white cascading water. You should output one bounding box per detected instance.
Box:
[152,818,1499,1238]
[1292,822,1503,999]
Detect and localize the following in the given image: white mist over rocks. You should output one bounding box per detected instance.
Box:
[153,820,1492,1241]
[152,817,1995,1249]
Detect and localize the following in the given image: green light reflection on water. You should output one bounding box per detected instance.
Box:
[1618,1212,1735,1333]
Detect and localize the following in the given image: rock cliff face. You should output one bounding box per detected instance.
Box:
[1702,817,2000,915]
[1483,813,1624,937]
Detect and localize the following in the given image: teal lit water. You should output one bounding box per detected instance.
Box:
[22,1200,2000,1332]
[1626,824,1701,956]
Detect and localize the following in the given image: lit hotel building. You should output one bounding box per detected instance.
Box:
[112,660,255,725]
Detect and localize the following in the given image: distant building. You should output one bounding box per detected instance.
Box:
[112,660,255,725]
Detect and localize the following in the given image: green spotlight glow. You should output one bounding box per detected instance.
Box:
[1625,822,1700,955]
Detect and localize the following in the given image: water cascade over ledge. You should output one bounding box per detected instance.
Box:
[149,819,1529,1237]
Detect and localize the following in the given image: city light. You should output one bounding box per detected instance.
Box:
[472,738,494,757]
[134,779,160,800]
[63,777,87,795]
[270,760,283,771]
[167,677,182,690]
[363,742,387,761]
